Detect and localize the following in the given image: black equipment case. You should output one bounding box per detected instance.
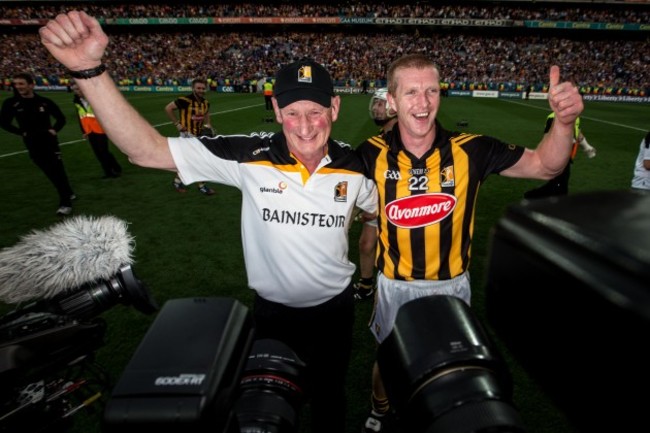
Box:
[486,189,650,432]
[103,297,255,433]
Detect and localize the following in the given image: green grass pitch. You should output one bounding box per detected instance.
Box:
[0,89,646,432]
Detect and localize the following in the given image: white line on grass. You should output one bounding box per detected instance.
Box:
[0,103,264,159]
[502,99,647,132]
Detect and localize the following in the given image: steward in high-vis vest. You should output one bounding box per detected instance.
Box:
[72,83,122,178]
[523,112,596,199]
[263,79,274,110]
[262,78,274,123]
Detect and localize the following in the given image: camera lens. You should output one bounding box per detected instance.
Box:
[377,295,526,433]
[234,339,306,433]
[52,265,157,320]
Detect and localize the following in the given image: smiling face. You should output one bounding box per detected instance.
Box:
[273,96,340,169]
[12,78,35,98]
[388,65,440,146]
[192,81,207,100]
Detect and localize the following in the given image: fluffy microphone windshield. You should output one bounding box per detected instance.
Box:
[0,215,134,304]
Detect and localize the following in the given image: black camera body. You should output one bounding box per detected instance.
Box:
[486,189,650,432]
[107,295,524,433]
[0,264,157,433]
[103,297,306,433]
[0,309,107,433]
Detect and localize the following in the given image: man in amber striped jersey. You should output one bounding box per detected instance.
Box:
[165,78,215,195]
[355,53,584,433]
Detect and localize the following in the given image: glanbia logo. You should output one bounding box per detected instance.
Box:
[385,193,456,228]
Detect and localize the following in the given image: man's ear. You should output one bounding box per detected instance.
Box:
[330,95,341,122]
[272,97,282,124]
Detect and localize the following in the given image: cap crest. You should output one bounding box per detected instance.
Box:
[274,59,334,109]
[298,66,313,83]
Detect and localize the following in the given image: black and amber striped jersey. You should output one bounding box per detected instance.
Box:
[175,93,209,136]
[356,121,525,281]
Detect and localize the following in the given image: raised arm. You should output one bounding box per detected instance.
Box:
[502,65,584,179]
[39,11,175,170]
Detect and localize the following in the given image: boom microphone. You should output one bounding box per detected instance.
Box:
[0,215,134,304]
[0,216,157,433]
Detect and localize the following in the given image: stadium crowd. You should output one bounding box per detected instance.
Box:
[1,2,648,96]
[2,1,648,23]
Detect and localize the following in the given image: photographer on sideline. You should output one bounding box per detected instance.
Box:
[39,11,377,433]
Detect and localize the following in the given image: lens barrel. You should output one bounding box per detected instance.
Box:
[377,295,525,433]
[234,339,306,433]
[53,265,157,320]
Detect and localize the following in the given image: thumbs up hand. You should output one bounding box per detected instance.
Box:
[547,65,583,127]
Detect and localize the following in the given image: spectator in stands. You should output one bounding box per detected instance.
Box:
[2,25,647,98]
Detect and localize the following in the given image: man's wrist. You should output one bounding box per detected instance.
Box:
[68,64,107,79]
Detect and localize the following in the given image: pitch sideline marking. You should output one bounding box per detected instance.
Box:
[0,103,264,159]
[502,99,647,132]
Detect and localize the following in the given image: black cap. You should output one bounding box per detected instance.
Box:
[273,59,335,108]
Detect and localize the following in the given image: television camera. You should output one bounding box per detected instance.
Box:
[103,294,525,433]
[103,297,306,433]
[0,214,529,433]
[0,215,157,433]
[486,189,650,432]
[0,264,157,433]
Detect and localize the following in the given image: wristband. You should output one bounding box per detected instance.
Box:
[68,64,107,79]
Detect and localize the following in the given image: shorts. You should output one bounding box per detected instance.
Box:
[364,218,378,228]
[369,271,471,343]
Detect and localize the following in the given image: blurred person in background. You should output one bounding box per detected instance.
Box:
[71,82,122,179]
[524,113,596,199]
[164,77,215,195]
[631,130,650,190]
[354,88,397,301]
[1,72,75,216]
[263,77,274,122]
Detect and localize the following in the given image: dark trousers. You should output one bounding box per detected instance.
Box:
[29,149,74,207]
[524,162,571,199]
[253,285,355,433]
[264,95,273,110]
[87,133,122,177]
